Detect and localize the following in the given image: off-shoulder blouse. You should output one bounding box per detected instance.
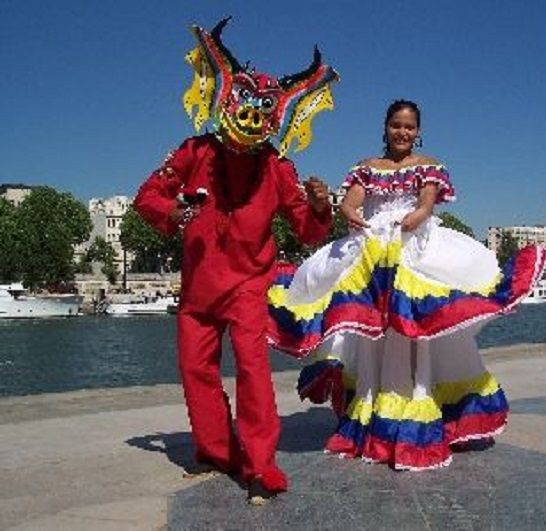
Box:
[343,163,456,204]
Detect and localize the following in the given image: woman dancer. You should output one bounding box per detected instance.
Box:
[268,100,545,470]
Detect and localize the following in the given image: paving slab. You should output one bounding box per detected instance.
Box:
[167,439,546,530]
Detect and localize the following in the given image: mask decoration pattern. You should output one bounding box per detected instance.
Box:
[183,18,339,156]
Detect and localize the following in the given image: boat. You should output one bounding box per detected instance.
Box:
[104,294,178,315]
[0,283,83,318]
[522,280,546,304]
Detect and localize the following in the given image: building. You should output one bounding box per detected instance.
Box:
[89,196,132,250]
[328,186,346,212]
[487,225,546,253]
[75,186,347,275]
[0,184,35,206]
[75,196,134,273]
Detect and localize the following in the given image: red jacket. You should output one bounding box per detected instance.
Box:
[134,134,332,310]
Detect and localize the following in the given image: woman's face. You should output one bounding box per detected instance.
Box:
[385,107,420,155]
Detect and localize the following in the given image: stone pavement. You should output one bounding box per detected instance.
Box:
[1,343,546,530]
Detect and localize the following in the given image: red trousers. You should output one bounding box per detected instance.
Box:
[178,290,287,492]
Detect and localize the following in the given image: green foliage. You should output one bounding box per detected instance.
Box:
[496,230,520,266]
[0,188,92,287]
[272,215,308,263]
[120,207,181,273]
[438,212,475,238]
[75,254,93,275]
[272,211,350,264]
[326,212,349,243]
[87,236,118,284]
[0,198,20,282]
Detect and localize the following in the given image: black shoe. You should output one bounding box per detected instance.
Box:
[247,479,277,506]
[451,437,495,453]
[182,461,221,479]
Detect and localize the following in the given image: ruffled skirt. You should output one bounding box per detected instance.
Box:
[268,220,545,356]
[267,220,545,470]
[298,328,508,470]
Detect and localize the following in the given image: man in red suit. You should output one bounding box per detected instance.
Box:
[134,19,338,504]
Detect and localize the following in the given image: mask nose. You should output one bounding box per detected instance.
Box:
[236,106,263,131]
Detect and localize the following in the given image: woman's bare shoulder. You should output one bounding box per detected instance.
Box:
[413,154,441,165]
[356,156,385,168]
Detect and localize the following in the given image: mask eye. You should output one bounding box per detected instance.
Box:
[239,87,252,100]
[261,96,276,113]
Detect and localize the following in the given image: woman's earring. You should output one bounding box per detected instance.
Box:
[382,133,388,153]
[414,136,423,148]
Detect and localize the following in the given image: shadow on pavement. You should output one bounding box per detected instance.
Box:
[125,431,195,470]
[124,406,335,470]
[278,407,336,452]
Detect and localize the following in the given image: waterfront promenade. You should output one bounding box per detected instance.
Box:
[1,343,546,530]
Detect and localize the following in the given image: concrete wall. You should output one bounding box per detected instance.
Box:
[74,272,180,301]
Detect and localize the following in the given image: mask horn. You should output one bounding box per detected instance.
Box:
[208,17,243,74]
[276,46,339,157]
[278,46,322,90]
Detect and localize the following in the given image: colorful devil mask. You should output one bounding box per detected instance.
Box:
[183,18,339,156]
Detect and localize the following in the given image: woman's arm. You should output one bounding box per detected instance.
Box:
[400,183,438,232]
[340,184,368,230]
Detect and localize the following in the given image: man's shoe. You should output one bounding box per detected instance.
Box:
[182,461,221,479]
[247,478,277,506]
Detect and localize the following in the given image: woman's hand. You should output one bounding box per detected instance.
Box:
[340,183,368,230]
[399,183,438,232]
[340,203,369,230]
[399,209,427,232]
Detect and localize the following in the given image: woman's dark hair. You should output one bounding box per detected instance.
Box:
[382,99,421,151]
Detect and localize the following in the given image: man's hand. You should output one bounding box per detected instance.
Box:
[169,204,201,227]
[304,177,330,213]
[169,205,185,223]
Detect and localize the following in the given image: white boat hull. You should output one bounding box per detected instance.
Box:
[105,297,177,316]
[521,297,546,304]
[0,295,83,318]
[521,280,546,304]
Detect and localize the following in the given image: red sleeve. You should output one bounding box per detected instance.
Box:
[133,139,195,236]
[277,158,332,245]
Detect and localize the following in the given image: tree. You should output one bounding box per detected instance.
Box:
[0,197,20,282]
[438,212,474,238]
[10,188,92,287]
[272,215,309,263]
[326,212,349,243]
[496,230,519,267]
[272,211,350,263]
[120,207,181,273]
[74,253,93,274]
[87,236,118,284]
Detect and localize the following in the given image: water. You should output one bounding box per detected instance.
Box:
[1,305,545,397]
[0,315,299,397]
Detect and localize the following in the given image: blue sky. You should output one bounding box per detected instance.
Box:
[2,0,545,237]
